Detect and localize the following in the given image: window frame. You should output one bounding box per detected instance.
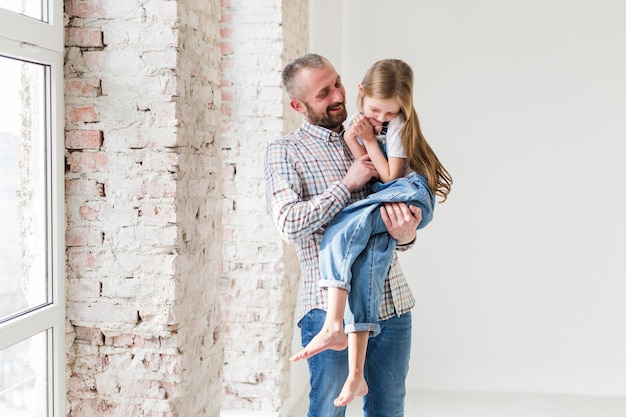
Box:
[0,1,65,416]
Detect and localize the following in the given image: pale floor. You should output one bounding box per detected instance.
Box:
[222,390,626,417]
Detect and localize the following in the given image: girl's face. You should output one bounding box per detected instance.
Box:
[360,89,401,127]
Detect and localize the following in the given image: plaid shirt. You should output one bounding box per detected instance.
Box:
[265,120,416,323]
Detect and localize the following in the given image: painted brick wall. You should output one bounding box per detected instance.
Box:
[64,0,309,415]
[64,0,223,416]
[219,0,308,413]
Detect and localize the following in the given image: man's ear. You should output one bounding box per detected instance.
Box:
[290,98,306,115]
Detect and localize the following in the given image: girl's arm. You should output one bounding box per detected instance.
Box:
[344,123,368,160]
[352,114,405,183]
[362,138,405,183]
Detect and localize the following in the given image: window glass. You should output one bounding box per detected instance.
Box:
[0,56,49,323]
[0,2,62,416]
[0,330,49,417]
[0,0,47,22]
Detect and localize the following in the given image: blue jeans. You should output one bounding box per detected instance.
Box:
[301,309,412,417]
[319,173,434,335]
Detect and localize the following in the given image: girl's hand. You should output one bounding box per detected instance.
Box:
[344,122,358,141]
[352,113,376,142]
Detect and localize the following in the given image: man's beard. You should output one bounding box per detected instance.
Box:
[304,102,347,130]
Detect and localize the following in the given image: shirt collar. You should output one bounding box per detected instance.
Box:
[301,119,345,142]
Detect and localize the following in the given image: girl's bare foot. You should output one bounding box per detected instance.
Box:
[333,375,368,407]
[289,326,347,362]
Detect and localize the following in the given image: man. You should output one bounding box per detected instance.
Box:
[265,53,422,417]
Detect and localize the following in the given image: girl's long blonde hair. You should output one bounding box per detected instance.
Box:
[359,59,452,202]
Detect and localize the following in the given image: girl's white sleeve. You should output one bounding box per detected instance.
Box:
[385,115,407,158]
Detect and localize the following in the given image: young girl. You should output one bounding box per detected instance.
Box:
[289,59,452,407]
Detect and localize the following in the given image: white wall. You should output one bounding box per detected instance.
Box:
[311,0,626,397]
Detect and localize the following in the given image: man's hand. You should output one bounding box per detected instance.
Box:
[341,154,378,192]
[381,203,422,245]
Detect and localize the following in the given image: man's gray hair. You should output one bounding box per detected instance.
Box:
[281,53,327,99]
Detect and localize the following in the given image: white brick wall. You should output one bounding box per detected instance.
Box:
[65,0,223,415]
[65,0,309,415]
[219,0,308,413]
